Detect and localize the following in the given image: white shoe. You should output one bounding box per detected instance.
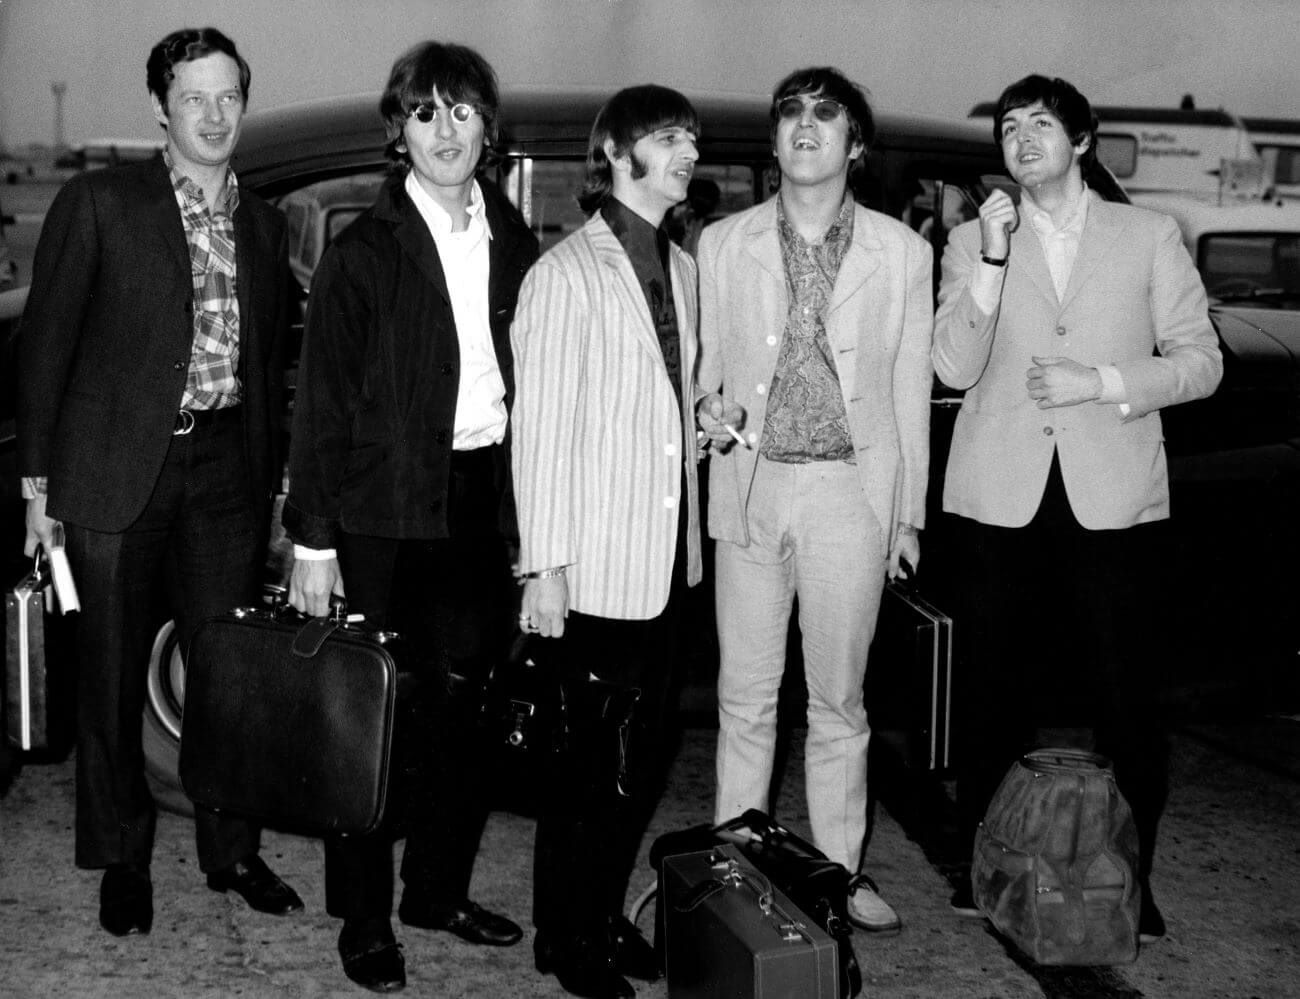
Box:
[847,875,901,932]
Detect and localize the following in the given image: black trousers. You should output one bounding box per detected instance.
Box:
[531,521,687,944]
[324,445,515,921]
[951,452,1170,884]
[66,407,264,873]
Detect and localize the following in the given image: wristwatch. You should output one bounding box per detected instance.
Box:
[980,253,1008,267]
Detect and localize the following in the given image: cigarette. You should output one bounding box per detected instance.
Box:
[723,422,751,449]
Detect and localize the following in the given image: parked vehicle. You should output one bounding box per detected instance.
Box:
[1244,116,1300,201]
[971,102,1264,199]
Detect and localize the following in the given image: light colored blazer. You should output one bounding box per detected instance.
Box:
[697,197,934,546]
[933,192,1223,530]
[511,213,702,620]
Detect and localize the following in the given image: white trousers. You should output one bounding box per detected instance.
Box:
[713,457,888,872]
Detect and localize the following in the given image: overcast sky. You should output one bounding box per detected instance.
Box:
[2,0,1297,148]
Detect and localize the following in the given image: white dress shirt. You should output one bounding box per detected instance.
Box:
[968,184,1127,406]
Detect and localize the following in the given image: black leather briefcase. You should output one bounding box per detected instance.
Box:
[866,573,954,771]
[179,605,401,836]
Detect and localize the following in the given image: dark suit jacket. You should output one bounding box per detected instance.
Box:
[282,173,539,550]
[17,157,291,532]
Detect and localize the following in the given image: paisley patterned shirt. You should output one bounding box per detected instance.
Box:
[760,195,855,463]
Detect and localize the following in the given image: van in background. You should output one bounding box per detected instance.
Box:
[1244,117,1300,201]
[970,102,1263,199]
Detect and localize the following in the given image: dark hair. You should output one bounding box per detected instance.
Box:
[577,85,700,215]
[146,27,250,107]
[379,41,499,167]
[769,67,875,153]
[993,74,1098,172]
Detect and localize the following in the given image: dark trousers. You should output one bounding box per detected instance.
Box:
[532,531,687,944]
[66,407,264,873]
[324,445,514,921]
[952,452,1170,884]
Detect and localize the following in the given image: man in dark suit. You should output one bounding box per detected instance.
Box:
[284,41,539,993]
[18,27,301,938]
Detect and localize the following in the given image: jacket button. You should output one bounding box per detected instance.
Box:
[441,363,454,375]
[1043,426,1054,436]
[1056,326,1066,336]
[435,430,448,444]
[173,361,185,371]
[755,384,766,395]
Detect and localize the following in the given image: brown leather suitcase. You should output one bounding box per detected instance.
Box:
[179,606,400,836]
[866,575,954,771]
[661,844,840,998]
[973,748,1140,965]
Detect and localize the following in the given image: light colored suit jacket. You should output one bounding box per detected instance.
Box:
[697,197,934,546]
[933,192,1223,530]
[511,213,702,620]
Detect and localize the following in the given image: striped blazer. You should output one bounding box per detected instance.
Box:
[510,213,702,620]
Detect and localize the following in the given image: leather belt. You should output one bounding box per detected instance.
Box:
[173,406,240,436]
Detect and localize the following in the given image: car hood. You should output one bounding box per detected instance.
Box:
[1212,304,1300,370]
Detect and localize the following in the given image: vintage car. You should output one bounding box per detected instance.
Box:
[4,87,1294,808]
[136,87,1013,810]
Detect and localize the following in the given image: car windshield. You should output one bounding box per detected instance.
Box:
[1199,231,1300,303]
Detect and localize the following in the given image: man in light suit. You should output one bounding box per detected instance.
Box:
[19,27,300,937]
[512,85,725,999]
[697,66,934,934]
[933,75,1222,940]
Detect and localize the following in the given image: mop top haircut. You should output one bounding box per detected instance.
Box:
[993,74,1099,173]
[770,66,875,155]
[578,85,701,216]
[380,41,500,167]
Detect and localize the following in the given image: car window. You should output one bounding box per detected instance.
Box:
[1199,232,1300,296]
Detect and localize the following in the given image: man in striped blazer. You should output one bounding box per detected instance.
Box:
[511,85,739,999]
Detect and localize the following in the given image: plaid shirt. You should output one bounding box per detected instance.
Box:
[166,149,242,410]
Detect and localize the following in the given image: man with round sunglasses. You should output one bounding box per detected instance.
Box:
[284,41,539,992]
[697,67,934,934]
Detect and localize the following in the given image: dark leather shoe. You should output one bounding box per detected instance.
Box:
[535,931,634,999]
[398,895,522,946]
[339,918,405,993]
[206,854,304,916]
[609,914,660,981]
[1139,887,1167,943]
[100,864,153,936]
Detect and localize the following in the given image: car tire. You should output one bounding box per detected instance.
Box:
[142,619,194,817]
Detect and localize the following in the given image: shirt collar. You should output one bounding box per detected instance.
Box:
[1024,183,1089,238]
[403,172,492,241]
[163,147,239,215]
[776,191,855,250]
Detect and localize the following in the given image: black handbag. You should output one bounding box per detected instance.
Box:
[179,602,402,836]
[649,809,863,998]
[460,631,642,801]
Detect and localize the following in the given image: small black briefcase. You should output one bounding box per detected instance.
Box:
[866,573,953,771]
[179,605,401,836]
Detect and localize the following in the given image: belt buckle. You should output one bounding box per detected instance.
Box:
[173,409,196,436]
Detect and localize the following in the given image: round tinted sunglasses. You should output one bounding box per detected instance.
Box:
[408,102,480,125]
[776,97,846,122]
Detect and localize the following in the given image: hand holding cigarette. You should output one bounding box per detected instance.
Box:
[696,393,749,451]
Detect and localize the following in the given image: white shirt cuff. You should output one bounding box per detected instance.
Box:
[293,544,337,560]
[969,260,1006,315]
[1095,364,1130,416]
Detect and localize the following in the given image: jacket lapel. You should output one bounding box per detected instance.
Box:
[145,158,192,283]
[829,205,882,316]
[587,215,662,360]
[1009,213,1059,304]
[1059,192,1125,310]
[381,178,452,307]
